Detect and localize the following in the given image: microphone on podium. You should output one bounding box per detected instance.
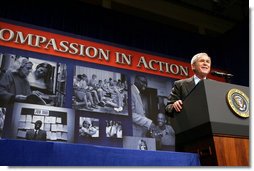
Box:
[210,71,234,78]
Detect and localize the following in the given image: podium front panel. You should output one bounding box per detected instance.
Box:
[204,80,249,136]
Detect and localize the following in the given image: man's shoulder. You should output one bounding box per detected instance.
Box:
[1,70,15,78]
[165,124,173,129]
[174,77,193,85]
[39,129,47,134]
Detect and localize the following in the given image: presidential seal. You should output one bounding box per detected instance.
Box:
[226,89,249,118]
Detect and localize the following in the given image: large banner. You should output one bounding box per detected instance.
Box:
[0,19,224,151]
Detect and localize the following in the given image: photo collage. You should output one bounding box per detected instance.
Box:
[0,52,176,151]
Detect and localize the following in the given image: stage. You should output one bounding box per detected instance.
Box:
[0,139,200,166]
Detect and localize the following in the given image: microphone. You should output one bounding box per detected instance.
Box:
[211,71,234,77]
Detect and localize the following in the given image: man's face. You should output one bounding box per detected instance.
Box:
[191,55,211,78]
[137,77,147,91]
[21,63,33,77]
[34,121,42,130]
[157,113,166,127]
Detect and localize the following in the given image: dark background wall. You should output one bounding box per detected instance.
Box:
[0,0,249,86]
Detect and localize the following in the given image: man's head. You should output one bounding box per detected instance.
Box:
[77,74,83,81]
[134,75,147,91]
[191,53,211,79]
[34,120,42,130]
[18,58,33,77]
[157,113,167,127]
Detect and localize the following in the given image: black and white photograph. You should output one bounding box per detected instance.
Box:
[72,66,128,115]
[7,103,75,143]
[105,120,122,138]
[79,117,99,138]
[0,53,67,107]
[123,136,156,151]
[0,107,6,138]
[130,74,176,149]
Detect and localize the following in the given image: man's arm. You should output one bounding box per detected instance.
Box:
[165,81,182,117]
[131,94,153,129]
[132,107,153,129]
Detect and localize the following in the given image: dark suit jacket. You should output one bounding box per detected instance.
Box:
[26,129,47,141]
[165,77,195,117]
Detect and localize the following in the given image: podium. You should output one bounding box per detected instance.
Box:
[171,79,249,166]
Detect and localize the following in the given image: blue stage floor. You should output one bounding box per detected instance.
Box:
[0,139,200,166]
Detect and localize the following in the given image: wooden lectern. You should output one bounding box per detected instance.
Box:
[171,79,249,166]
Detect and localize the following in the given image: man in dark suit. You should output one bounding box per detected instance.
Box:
[165,53,211,117]
[26,120,47,141]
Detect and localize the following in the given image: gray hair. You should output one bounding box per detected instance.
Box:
[14,57,33,70]
[191,53,210,65]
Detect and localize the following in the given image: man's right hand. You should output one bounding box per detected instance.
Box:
[172,100,183,112]
[149,122,156,132]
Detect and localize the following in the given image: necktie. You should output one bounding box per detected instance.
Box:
[34,130,38,139]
